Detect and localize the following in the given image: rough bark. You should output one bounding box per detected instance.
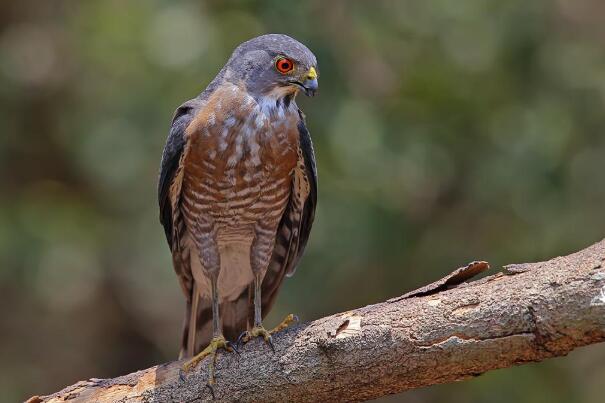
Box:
[29,239,605,402]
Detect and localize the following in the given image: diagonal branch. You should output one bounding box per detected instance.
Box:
[29,239,605,402]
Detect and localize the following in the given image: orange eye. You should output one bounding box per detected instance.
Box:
[275,57,294,73]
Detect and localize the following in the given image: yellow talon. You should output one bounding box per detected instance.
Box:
[270,313,297,334]
[244,325,272,342]
[239,314,298,350]
[182,335,233,385]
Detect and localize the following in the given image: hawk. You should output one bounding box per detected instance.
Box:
[158,34,318,383]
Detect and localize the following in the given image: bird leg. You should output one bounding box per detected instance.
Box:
[238,274,298,350]
[181,274,235,388]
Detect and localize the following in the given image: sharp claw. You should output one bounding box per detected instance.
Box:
[238,315,297,352]
[227,340,240,356]
[236,331,247,347]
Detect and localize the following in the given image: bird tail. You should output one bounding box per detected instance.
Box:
[221,285,253,342]
[179,282,203,358]
[179,284,252,357]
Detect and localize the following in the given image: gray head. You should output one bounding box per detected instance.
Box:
[223,34,318,99]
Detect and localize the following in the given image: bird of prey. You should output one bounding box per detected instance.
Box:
[158,34,318,384]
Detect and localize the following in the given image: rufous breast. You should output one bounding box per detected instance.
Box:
[182,83,300,228]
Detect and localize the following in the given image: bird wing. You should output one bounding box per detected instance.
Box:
[158,98,201,298]
[160,97,215,356]
[260,110,318,314]
[159,73,225,251]
[284,111,318,276]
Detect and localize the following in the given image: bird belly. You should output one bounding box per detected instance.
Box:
[182,95,299,302]
[216,227,254,302]
[212,168,292,301]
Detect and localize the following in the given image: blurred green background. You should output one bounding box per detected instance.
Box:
[1,0,604,402]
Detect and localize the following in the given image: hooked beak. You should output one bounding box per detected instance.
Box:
[290,66,319,97]
[303,66,318,96]
[302,77,318,97]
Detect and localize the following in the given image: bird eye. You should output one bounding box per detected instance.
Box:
[275,57,294,74]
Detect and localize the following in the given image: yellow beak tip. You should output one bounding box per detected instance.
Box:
[307,67,318,80]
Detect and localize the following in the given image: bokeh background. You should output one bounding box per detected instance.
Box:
[1,0,604,402]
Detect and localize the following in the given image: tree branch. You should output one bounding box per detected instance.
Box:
[30,239,605,402]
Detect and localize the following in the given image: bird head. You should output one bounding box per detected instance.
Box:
[224,34,319,100]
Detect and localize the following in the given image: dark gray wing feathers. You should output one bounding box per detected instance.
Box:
[158,99,198,250]
[288,112,318,274]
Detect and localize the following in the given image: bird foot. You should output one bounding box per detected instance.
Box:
[271,313,299,334]
[237,314,299,351]
[181,335,236,388]
[239,325,274,351]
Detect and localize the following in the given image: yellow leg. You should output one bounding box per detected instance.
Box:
[182,335,233,385]
[240,273,299,350]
